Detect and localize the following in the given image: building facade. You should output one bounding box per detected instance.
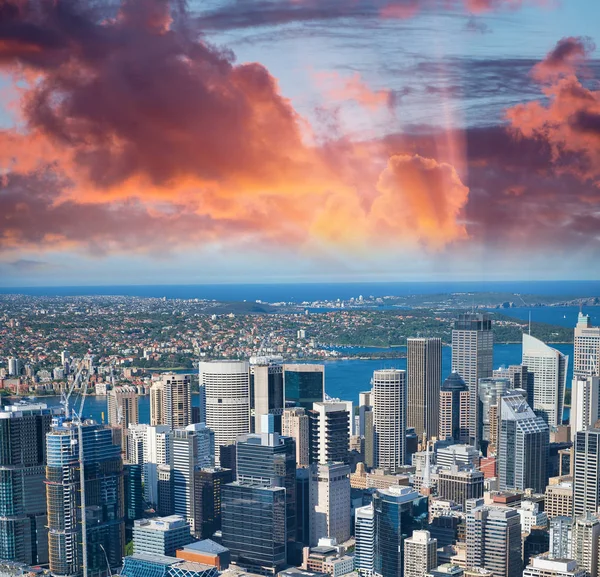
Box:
[250,357,284,434]
[439,373,470,444]
[283,364,325,410]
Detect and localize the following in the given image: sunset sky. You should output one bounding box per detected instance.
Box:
[1,0,599,286]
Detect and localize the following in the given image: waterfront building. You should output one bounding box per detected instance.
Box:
[309,401,351,465]
[250,356,284,434]
[404,531,438,577]
[200,361,250,464]
[522,334,568,427]
[497,391,549,493]
[407,338,442,441]
[46,418,125,577]
[0,402,58,565]
[465,506,521,577]
[133,516,193,557]
[439,373,470,444]
[372,369,407,471]
[451,313,494,446]
[283,364,325,410]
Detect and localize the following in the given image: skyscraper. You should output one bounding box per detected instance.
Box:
[497,391,549,493]
[358,391,373,438]
[200,360,250,464]
[522,334,568,427]
[236,425,297,555]
[164,373,192,430]
[478,377,511,453]
[222,483,287,574]
[150,381,165,426]
[573,428,600,518]
[193,467,233,539]
[407,338,442,441]
[283,364,324,410]
[571,514,600,577]
[171,424,215,533]
[570,376,600,442]
[143,425,171,506]
[466,506,522,577]
[355,505,375,577]
[372,369,406,471]
[309,401,351,465]
[451,313,493,446]
[46,418,125,577]
[0,402,59,565]
[373,486,428,577]
[250,356,284,434]
[437,469,484,510]
[574,312,600,377]
[439,372,470,444]
[310,462,351,546]
[282,407,310,467]
[404,530,437,577]
[108,385,139,429]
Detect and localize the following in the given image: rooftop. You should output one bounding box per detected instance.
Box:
[180,540,229,555]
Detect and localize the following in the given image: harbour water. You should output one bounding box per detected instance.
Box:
[38,342,574,424]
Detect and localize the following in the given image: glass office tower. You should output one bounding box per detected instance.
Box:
[283,365,324,410]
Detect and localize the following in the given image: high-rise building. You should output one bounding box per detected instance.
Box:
[404,530,438,577]
[570,376,600,442]
[150,381,165,426]
[309,401,351,465]
[282,407,310,467]
[7,357,21,377]
[478,377,511,453]
[437,469,484,510]
[373,486,428,577]
[407,338,442,441]
[143,425,171,505]
[0,402,59,565]
[451,313,493,446]
[493,365,533,406]
[522,334,568,427]
[439,372,470,444]
[466,506,522,577]
[571,514,600,577]
[355,505,375,577]
[200,361,250,464]
[358,391,372,438]
[193,467,233,539]
[124,463,144,536]
[250,356,284,434]
[497,391,549,493]
[164,373,192,430]
[236,425,297,555]
[133,516,192,557]
[283,364,324,410]
[221,483,287,574]
[574,312,600,378]
[296,467,312,546]
[545,482,574,519]
[46,418,125,577]
[573,428,600,518]
[549,516,572,560]
[523,555,586,577]
[372,369,406,471]
[157,465,174,517]
[108,385,139,429]
[364,409,375,469]
[310,462,351,546]
[126,424,148,466]
[171,424,214,533]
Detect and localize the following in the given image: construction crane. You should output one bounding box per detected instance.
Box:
[60,359,87,418]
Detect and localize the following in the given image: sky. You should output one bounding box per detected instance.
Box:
[0,0,600,286]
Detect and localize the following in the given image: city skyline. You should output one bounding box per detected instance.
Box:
[0,0,600,285]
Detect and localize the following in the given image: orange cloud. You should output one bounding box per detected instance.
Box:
[317,71,396,111]
[0,0,470,258]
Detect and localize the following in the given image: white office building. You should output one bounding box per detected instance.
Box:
[404,530,438,577]
[355,505,375,577]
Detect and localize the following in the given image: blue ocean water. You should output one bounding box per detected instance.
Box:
[1,280,600,302]
[38,342,574,424]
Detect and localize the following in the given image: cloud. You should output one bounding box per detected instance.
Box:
[0,0,472,258]
[316,71,397,111]
[506,36,600,185]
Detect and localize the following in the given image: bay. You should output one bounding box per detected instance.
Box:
[38,342,574,424]
[493,305,600,328]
